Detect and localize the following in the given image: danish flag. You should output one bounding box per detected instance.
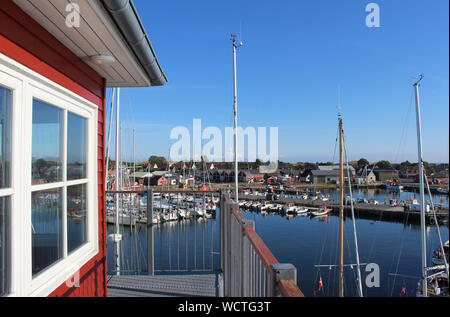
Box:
[316,277,323,293]
[400,285,407,296]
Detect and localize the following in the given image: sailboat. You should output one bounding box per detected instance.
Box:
[314,105,364,297]
[411,75,449,297]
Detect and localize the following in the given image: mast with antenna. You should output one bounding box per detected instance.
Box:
[232,33,243,203]
[338,105,345,297]
[413,74,428,297]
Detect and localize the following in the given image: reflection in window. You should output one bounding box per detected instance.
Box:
[67,112,86,180]
[67,184,87,253]
[32,100,63,185]
[0,197,10,296]
[32,189,62,276]
[0,86,11,189]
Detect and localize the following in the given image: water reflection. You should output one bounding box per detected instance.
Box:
[32,100,63,185]
[0,197,10,296]
[32,188,63,276]
[67,184,87,253]
[67,112,86,180]
[0,86,12,189]
[106,216,220,274]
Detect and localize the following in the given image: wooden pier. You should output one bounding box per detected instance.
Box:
[236,194,449,223]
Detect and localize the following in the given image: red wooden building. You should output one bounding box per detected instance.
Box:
[0,0,166,297]
[149,176,168,187]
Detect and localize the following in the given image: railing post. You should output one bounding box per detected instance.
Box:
[270,263,298,297]
[147,187,154,276]
[241,219,254,297]
[229,201,240,296]
[220,192,225,277]
[221,193,232,297]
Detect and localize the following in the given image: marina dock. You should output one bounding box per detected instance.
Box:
[235,194,449,223]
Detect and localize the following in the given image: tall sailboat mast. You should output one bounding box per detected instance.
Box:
[314,102,364,297]
[338,114,345,297]
[413,74,427,297]
[232,34,242,203]
[105,88,116,190]
[114,87,121,275]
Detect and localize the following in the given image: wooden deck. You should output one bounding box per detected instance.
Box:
[107,274,219,297]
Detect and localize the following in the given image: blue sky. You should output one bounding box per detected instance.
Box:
[107,0,449,164]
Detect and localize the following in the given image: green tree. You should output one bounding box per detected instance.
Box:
[254,159,263,169]
[376,160,393,169]
[422,161,435,175]
[148,155,168,168]
[357,158,369,169]
[400,160,413,167]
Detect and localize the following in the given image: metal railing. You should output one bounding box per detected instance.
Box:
[105,188,304,296]
[106,188,221,275]
[220,193,304,297]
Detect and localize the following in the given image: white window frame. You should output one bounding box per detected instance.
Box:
[0,52,99,297]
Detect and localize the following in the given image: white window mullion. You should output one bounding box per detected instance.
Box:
[63,109,67,183]
[0,189,13,197]
[22,79,33,296]
[30,182,66,193]
[87,113,98,248]
[62,110,68,259]
[66,179,89,187]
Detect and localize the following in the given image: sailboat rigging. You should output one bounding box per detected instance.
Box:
[314,99,364,297]
[412,75,449,297]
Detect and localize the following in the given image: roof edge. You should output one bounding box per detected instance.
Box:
[101,0,168,87]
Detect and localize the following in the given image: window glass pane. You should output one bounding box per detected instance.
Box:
[67,184,87,253]
[0,197,10,296]
[32,100,63,184]
[32,189,62,276]
[67,112,86,180]
[0,86,12,189]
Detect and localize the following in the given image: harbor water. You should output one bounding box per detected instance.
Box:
[106,190,448,297]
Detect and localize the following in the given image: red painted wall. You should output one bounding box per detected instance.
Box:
[0,1,107,297]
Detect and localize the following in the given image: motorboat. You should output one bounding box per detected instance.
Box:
[310,206,330,217]
[295,207,309,215]
[386,178,403,192]
[432,241,449,266]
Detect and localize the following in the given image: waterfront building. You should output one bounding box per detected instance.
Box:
[150,176,169,186]
[373,169,399,182]
[299,170,312,183]
[311,168,353,184]
[355,168,377,184]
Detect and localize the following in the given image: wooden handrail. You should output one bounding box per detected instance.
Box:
[278,279,305,297]
[243,227,279,272]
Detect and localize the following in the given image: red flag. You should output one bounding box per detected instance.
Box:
[316,277,323,292]
[400,285,407,296]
